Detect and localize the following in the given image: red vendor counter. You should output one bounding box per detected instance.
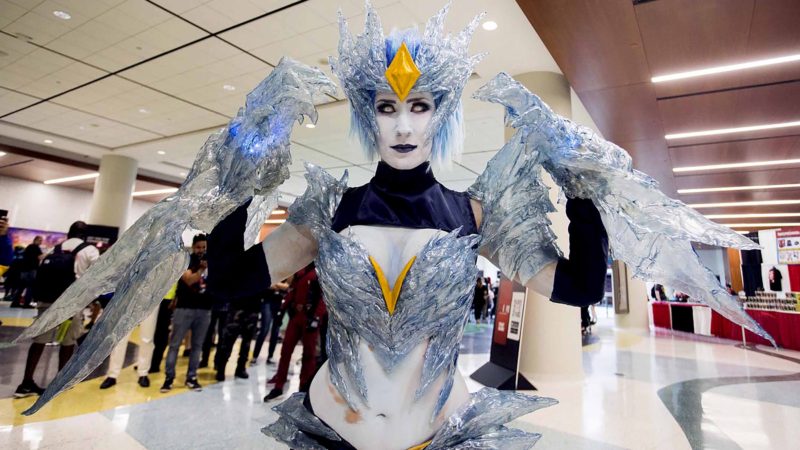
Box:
[651,301,800,351]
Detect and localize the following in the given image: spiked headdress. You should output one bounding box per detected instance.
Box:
[330,1,485,160]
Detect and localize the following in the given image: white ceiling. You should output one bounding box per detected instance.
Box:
[0,0,600,202]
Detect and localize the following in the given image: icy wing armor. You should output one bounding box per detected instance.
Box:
[471,73,775,346]
[14,58,337,415]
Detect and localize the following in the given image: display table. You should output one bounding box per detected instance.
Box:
[650,302,712,335]
[711,309,800,350]
[651,301,800,350]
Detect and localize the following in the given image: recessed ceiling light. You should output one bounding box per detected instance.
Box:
[718,222,800,228]
[678,183,800,194]
[482,21,498,31]
[52,10,71,20]
[665,120,800,140]
[688,199,800,209]
[132,188,178,197]
[138,108,150,114]
[0,151,6,157]
[157,150,166,155]
[705,213,800,219]
[43,139,53,144]
[673,158,800,173]
[179,172,187,177]
[305,123,316,129]
[44,173,99,185]
[652,54,800,83]
[223,84,236,91]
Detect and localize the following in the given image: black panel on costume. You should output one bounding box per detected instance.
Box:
[331,161,478,237]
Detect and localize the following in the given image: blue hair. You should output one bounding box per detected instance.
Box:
[349,27,464,163]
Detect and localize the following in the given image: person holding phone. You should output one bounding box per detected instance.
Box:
[0,210,12,276]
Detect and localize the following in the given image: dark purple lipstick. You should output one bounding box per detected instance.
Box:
[390,144,417,153]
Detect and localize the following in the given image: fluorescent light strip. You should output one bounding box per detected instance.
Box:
[705,213,800,219]
[652,54,800,83]
[678,183,800,194]
[719,222,800,228]
[132,188,178,197]
[665,121,800,140]
[735,230,750,234]
[265,219,285,224]
[44,173,99,185]
[272,210,286,215]
[689,199,800,209]
[673,158,800,173]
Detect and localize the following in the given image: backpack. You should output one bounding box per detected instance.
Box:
[33,242,91,304]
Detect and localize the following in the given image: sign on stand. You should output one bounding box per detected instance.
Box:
[470,276,535,391]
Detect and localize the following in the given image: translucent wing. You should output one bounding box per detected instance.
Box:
[473,72,774,346]
[17,58,337,415]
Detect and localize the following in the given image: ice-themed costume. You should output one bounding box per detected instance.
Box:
[13,2,772,450]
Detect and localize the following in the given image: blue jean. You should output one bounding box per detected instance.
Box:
[251,301,274,359]
[165,308,211,380]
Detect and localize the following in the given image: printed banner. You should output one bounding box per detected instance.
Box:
[776,227,800,265]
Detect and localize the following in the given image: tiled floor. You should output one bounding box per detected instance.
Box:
[1,304,799,449]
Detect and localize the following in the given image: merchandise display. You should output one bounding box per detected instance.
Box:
[10,1,777,449]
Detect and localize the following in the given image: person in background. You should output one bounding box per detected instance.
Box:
[200,293,228,369]
[264,264,326,402]
[484,277,494,320]
[99,303,159,389]
[214,290,262,381]
[265,287,287,365]
[149,283,177,374]
[13,236,43,308]
[251,282,288,365]
[160,234,211,393]
[472,277,488,323]
[0,216,12,280]
[0,216,12,328]
[651,283,667,302]
[14,221,99,398]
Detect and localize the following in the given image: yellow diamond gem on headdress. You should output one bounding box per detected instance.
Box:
[385,42,421,101]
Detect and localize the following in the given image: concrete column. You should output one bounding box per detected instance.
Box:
[614,262,650,331]
[512,72,584,382]
[89,154,137,230]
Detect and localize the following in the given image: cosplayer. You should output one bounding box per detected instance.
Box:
[15,2,774,449]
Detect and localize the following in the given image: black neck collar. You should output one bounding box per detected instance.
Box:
[371,161,437,194]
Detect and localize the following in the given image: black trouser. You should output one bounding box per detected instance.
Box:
[150,299,173,372]
[214,308,259,373]
[267,310,284,360]
[202,307,228,366]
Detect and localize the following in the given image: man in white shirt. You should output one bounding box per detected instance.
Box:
[14,221,100,398]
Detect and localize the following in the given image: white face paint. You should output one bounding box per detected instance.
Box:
[374,91,435,170]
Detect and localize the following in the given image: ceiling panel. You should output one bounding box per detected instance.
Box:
[637,0,800,99]
[0,153,96,185]
[49,74,229,137]
[3,101,161,147]
[681,188,800,205]
[658,81,800,147]
[0,87,39,116]
[83,16,206,72]
[669,136,800,168]
[0,43,105,99]
[676,167,800,189]
[518,0,650,92]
